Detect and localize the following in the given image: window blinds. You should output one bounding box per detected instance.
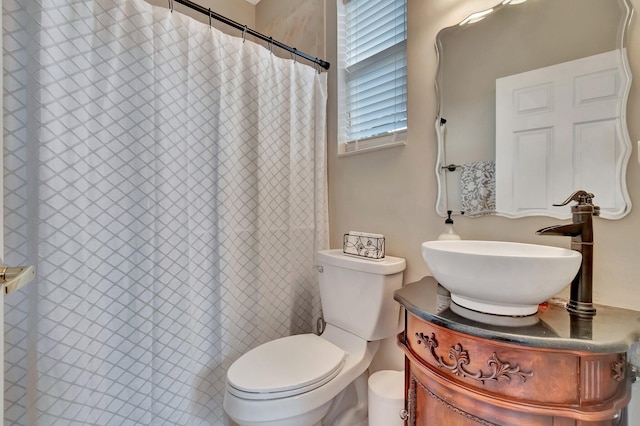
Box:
[344,0,407,143]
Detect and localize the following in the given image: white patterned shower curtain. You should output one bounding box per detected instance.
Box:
[2,0,328,424]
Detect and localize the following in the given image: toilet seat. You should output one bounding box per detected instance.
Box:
[226,333,346,400]
[223,325,378,425]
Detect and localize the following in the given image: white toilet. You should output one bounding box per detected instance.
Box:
[223,249,406,426]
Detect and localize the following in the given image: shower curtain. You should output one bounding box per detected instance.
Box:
[2,0,328,424]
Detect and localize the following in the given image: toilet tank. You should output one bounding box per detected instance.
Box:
[316,249,406,341]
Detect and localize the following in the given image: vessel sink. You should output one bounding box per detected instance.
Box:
[421,240,582,316]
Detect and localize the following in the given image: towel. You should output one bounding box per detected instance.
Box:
[460,161,496,216]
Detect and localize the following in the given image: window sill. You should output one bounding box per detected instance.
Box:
[337,133,407,157]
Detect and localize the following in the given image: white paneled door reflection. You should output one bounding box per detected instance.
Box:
[496,49,629,218]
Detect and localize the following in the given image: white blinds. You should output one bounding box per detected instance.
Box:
[344,0,407,143]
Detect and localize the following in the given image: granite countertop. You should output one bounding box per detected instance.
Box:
[395,277,640,354]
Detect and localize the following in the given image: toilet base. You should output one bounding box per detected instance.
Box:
[228,401,331,426]
[323,372,369,426]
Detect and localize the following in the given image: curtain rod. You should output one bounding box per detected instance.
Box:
[170,0,331,70]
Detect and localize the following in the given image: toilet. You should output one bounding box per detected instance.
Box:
[223,249,406,426]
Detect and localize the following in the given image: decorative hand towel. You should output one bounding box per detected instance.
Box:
[460,161,496,217]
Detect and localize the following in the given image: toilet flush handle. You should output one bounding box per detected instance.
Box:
[0,265,36,295]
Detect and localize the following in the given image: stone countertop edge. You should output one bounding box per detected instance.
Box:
[395,276,640,354]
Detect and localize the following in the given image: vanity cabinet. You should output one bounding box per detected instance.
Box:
[395,278,640,426]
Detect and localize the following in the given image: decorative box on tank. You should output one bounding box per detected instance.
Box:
[343,232,385,260]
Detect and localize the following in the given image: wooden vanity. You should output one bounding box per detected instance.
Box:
[395,277,640,426]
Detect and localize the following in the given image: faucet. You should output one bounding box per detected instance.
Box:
[536,190,600,317]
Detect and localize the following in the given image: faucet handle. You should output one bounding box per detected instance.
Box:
[593,205,601,217]
[553,190,595,207]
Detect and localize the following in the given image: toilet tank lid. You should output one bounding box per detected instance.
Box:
[316,249,406,275]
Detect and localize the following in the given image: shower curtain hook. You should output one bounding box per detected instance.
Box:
[208,8,212,28]
[168,0,173,12]
[242,25,247,43]
[268,37,273,54]
[291,48,297,63]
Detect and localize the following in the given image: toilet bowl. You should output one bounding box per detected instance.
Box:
[223,249,406,426]
[224,324,378,425]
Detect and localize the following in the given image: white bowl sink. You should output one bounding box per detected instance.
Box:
[421,240,582,316]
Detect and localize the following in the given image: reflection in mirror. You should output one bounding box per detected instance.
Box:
[434,0,633,219]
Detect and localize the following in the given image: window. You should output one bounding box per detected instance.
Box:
[338,0,407,155]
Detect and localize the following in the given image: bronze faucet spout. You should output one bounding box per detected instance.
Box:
[536,223,584,238]
[536,190,598,317]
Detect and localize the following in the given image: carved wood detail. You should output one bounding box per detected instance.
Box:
[408,375,417,426]
[611,354,626,383]
[413,373,499,426]
[415,331,533,384]
[402,311,631,424]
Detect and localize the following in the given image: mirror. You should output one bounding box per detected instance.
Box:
[435,0,633,219]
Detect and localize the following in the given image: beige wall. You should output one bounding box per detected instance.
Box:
[327,0,640,312]
[144,0,325,67]
[255,0,325,65]
[144,0,255,36]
